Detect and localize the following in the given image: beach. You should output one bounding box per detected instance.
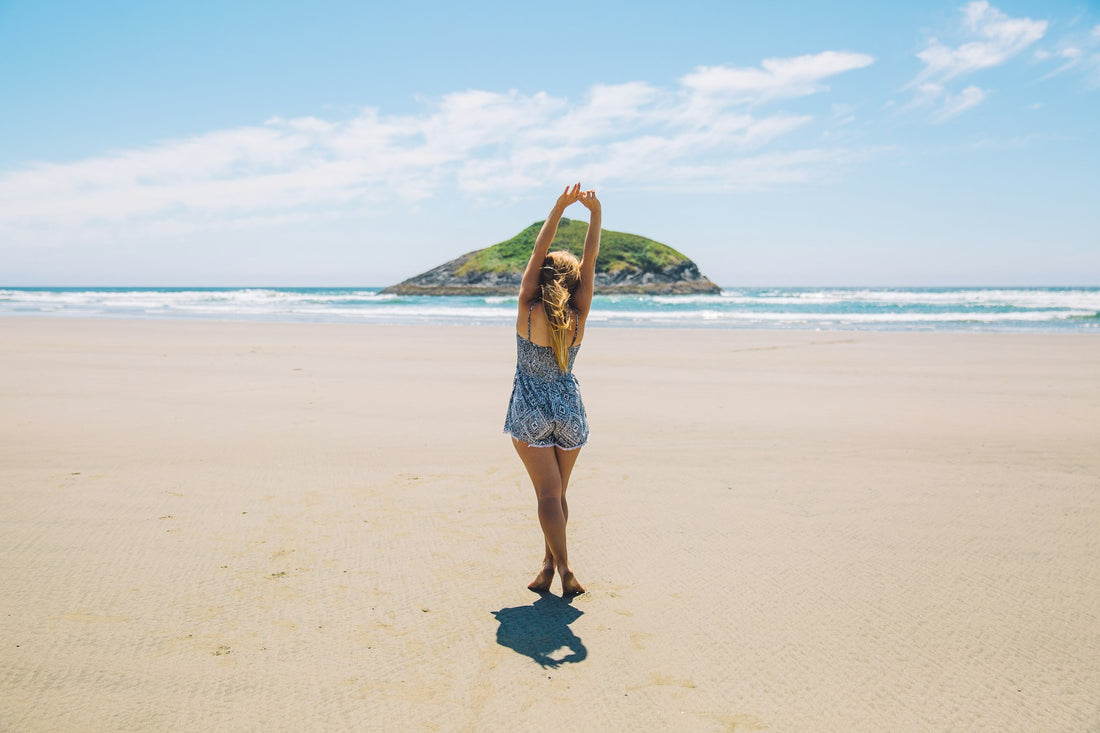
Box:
[2,316,1098,731]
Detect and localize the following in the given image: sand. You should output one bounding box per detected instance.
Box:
[1,316,1098,732]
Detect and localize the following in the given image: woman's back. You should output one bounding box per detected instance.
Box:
[517,300,586,348]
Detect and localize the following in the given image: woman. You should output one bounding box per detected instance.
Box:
[503,182,601,596]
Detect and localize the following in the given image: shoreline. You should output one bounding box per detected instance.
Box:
[1,312,1097,335]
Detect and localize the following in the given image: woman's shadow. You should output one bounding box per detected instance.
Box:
[491,592,587,668]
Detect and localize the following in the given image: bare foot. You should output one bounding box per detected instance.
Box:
[560,570,585,596]
[527,565,554,592]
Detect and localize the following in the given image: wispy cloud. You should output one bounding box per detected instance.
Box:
[0,53,874,245]
[933,85,990,121]
[1038,46,1084,80]
[1035,20,1100,85]
[914,1,1047,83]
[907,1,1045,120]
[680,51,874,102]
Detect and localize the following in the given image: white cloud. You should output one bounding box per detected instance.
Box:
[902,80,990,121]
[907,2,1042,122]
[914,1,1046,84]
[1038,46,1087,81]
[0,54,874,245]
[1036,19,1100,84]
[681,51,874,102]
[915,82,946,102]
[932,85,989,122]
[898,82,945,114]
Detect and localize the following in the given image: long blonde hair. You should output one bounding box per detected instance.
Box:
[539,250,581,372]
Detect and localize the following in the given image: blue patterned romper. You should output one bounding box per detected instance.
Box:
[503,302,589,450]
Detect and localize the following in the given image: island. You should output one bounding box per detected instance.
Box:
[381,219,722,296]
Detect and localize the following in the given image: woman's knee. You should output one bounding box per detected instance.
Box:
[537,495,565,519]
[535,480,563,501]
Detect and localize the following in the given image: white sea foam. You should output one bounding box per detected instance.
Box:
[1,288,1096,331]
[586,308,1097,324]
[649,288,1100,309]
[824,288,1100,309]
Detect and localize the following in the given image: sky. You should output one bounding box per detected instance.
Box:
[1,0,1098,287]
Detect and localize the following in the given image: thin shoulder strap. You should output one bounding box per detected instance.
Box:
[527,301,535,340]
[570,308,579,347]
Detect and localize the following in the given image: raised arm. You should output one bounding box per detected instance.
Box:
[572,189,601,316]
[518,183,582,304]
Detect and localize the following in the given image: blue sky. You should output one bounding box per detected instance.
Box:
[1,0,1097,286]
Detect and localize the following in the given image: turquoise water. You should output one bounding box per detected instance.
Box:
[1,287,1098,332]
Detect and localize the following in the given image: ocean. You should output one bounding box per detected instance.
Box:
[1,287,1098,332]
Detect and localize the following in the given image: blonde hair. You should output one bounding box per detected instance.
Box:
[539,250,581,372]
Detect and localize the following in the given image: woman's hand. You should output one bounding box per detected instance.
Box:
[524,183,582,301]
[578,189,600,214]
[554,183,583,212]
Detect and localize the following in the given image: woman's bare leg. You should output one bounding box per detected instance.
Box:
[553,446,584,594]
[539,445,580,567]
[513,439,585,594]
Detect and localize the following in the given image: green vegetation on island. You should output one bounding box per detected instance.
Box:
[456,218,691,277]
